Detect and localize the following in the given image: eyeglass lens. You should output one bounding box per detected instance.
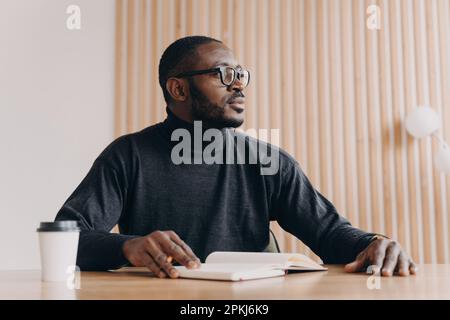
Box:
[222,67,249,87]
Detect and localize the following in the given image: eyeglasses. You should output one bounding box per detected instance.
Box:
[175,66,250,88]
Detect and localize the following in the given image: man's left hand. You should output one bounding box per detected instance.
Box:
[344,237,418,276]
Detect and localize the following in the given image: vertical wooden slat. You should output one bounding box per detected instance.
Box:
[248,0,259,130]
[143,0,153,127]
[366,0,385,235]
[166,0,175,46]
[197,0,208,35]
[174,0,181,39]
[126,0,138,132]
[186,0,193,35]
[413,0,435,263]
[191,0,199,35]
[280,0,295,157]
[425,0,438,263]
[155,0,164,121]
[438,0,450,264]
[305,0,321,192]
[280,0,296,252]
[402,0,424,264]
[179,0,184,37]
[341,0,359,226]
[266,0,284,251]
[114,0,127,137]
[256,0,269,131]
[268,0,281,143]
[353,0,373,232]
[443,0,450,265]
[329,0,346,216]
[298,0,317,259]
[378,0,397,240]
[150,0,159,123]
[317,0,333,201]
[389,0,412,255]
[297,0,308,172]
[209,0,221,40]
[427,0,446,263]
[138,0,147,130]
[220,0,228,44]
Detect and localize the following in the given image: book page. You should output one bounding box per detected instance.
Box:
[174,263,285,281]
[205,252,327,270]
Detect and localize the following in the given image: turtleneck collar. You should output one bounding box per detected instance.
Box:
[160,108,232,157]
[163,107,195,133]
[161,107,232,136]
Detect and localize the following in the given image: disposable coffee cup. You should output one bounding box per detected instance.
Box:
[37,221,80,282]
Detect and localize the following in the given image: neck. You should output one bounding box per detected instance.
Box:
[167,104,193,123]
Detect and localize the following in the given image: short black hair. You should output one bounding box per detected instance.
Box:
[158,36,222,104]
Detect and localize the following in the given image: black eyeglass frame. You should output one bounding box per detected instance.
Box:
[174,66,250,88]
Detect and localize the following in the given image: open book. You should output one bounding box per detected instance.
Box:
[175,252,327,281]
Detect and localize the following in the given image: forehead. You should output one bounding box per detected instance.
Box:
[194,42,238,69]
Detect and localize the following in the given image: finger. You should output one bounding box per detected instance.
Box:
[370,240,389,274]
[145,237,179,278]
[159,236,195,269]
[409,260,419,275]
[344,252,367,273]
[168,231,201,262]
[395,252,410,276]
[168,231,201,267]
[141,252,166,278]
[381,242,401,276]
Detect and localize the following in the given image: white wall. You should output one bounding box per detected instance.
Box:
[0,0,115,270]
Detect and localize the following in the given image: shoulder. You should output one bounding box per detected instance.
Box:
[97,133,135,161]
[96,122,162,166]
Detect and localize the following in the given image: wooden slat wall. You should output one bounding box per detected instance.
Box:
[114,0,450,264]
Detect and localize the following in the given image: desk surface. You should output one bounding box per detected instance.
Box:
[1,264,449,300]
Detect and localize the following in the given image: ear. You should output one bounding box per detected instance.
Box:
[166,78,187,102]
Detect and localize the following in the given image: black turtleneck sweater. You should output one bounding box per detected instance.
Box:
[55,110,376,271]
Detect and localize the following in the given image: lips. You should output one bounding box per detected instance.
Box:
[228,97,245,105]
[228,97,245,113]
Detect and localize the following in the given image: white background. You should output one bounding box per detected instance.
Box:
[0,0,115,270]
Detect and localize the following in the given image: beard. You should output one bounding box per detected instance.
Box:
[188,78,244,129]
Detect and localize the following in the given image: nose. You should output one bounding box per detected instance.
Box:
[229,77,245,92]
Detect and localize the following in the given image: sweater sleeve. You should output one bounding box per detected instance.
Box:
[272,157,378,264]
[55,151,137,271]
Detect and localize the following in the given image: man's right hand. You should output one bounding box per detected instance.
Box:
[122,230,201,278]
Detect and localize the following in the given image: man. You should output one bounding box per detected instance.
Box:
[56,36,417,278]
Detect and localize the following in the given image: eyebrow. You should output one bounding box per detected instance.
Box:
[212,61,242,69]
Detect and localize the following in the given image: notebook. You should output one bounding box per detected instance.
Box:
[174,251,327,281]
